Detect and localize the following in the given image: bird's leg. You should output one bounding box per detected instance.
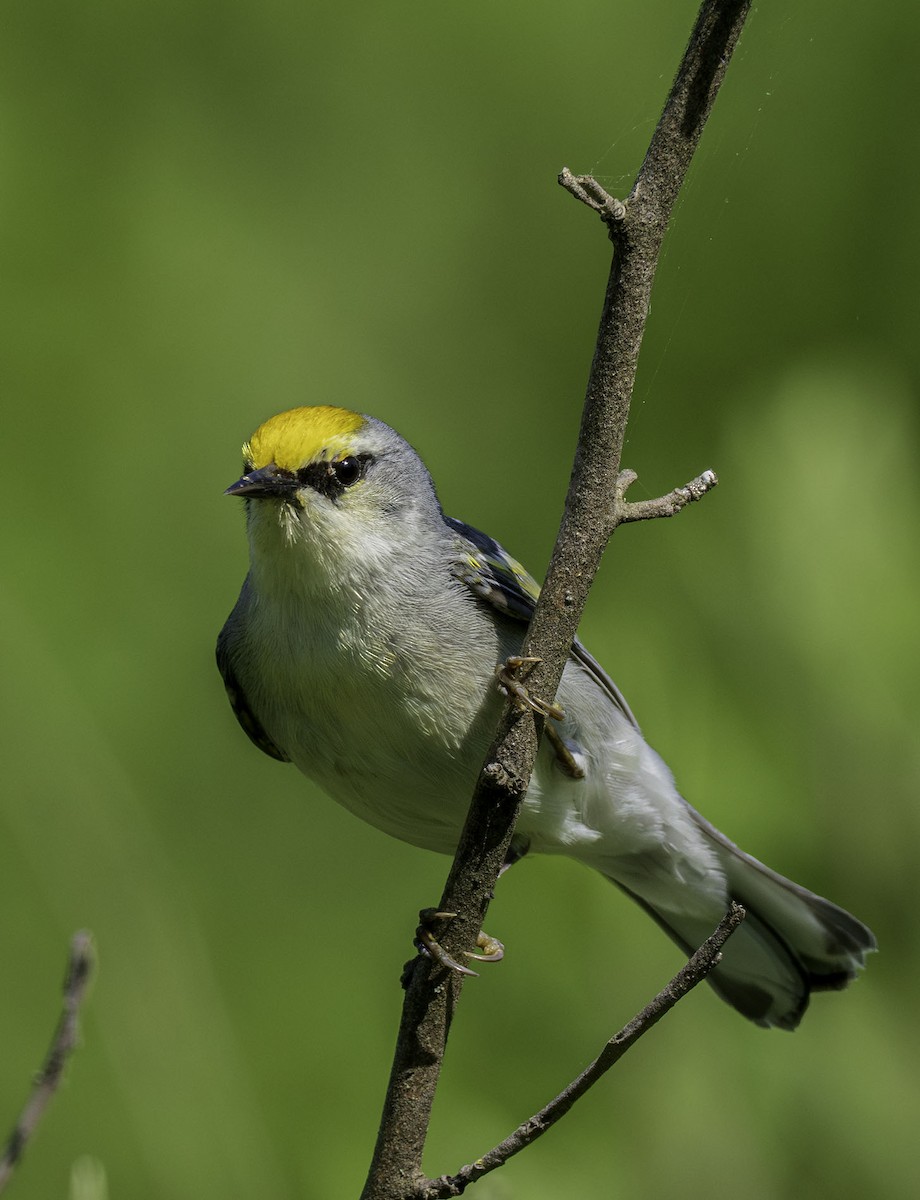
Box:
[497,656,585,779]
[414,909,504,976]
[543,722,587,779]
[500,836,530,876]
[413,788,531,979]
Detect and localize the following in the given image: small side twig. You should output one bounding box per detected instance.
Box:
[425,904,745,1199]
[616,467,719,523]
[0,932,94,1194]
[558,168,627,224]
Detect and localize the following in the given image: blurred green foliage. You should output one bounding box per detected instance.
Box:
[1,1,917,1197]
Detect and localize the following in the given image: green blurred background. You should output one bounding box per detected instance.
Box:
[2,1,917,1196]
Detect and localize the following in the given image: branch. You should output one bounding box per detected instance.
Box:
[426,904,745,1198]
[616,467,719,523]
[362,3,751,1195]
[0,932,94,1194]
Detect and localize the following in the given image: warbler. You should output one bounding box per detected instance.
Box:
[217,405,875,1029]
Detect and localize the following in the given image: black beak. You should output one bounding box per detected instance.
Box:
[224,464,298,499]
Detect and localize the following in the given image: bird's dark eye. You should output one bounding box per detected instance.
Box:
[294,453,371,500]
[332,456,363,487]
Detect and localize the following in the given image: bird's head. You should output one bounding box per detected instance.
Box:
[226,406,443,588]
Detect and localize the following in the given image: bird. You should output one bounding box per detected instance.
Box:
[217,404,876,1029]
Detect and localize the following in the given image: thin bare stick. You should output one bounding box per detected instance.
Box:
[0,932,94,1194]
[558,169,627,222]
[616,467,719,523]
[361,4,751,1196]
[424,905,745,1198]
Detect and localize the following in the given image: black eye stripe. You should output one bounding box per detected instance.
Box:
[296,453,372,499]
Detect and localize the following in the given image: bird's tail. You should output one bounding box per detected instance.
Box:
[607,809,877,1030]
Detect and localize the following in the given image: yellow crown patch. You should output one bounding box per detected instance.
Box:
[244,406,365,472]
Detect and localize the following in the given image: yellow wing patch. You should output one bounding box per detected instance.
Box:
[244,406,365,472]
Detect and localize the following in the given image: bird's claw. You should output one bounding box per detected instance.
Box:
[464,931,505,963]
[415,909,504,977]
[496,656,565,721]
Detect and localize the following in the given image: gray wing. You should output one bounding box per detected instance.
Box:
[444,515,640,732]
[216,620,290,762]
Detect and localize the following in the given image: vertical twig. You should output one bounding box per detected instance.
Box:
[0,932,94,1194]
[362,3,752,1196]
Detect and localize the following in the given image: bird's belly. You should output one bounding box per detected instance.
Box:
[283,705,493,854]
[258,632,504,854]
[244,609,719,884]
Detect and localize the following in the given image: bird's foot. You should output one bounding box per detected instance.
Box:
[414,909,505,977]
[496,656,565,721]
[497,658,584,778]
